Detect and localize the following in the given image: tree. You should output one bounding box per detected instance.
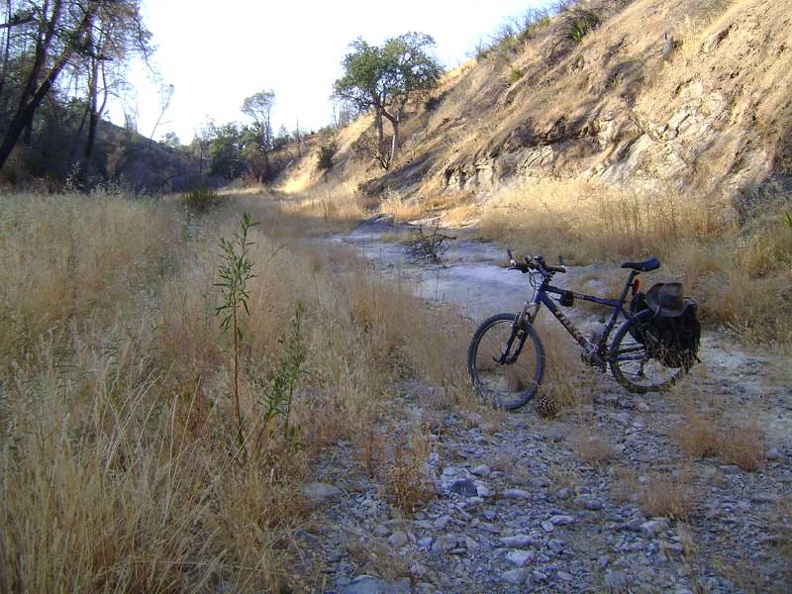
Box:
[240,89,275,180]
[0,1,151,173]
[191,119,214,180]
[147,83,173,149]
[162,131,180,148]
[207,122,245,181]
[333,32,442,170]
[76,0,152,178]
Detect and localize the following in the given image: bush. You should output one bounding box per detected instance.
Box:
[317,143,337,172]
[561,6,602,42]
[508,68,526,84]
[181,184,222,214]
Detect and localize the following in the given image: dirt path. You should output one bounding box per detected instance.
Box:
[302,216,792,593]
[334,217,790,438]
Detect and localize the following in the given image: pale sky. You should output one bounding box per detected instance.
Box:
[113,0,551,143]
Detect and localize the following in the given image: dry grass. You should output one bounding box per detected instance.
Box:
[672,409,722,460]
[0,189,467,591]
[383,425,436,515]
[525,317,603,416]
[570,420,616,465]
[609,465,640,504]
[777,497,792,586]
[717,418,766,472]
[377,188,425,223]
[671,399,767,471]
[272,182,370,234]
[639,470,699,519]
[478,178,792,349]
[479,179,729,263]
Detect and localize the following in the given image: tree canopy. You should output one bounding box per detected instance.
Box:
[333,32,442,170]
[0,0,151,175]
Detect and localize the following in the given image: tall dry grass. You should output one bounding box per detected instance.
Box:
[0,188,468,592]
[478,179,792,348]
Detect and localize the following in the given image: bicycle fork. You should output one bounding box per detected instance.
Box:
[495,326,526,365]
[492,302,536,365]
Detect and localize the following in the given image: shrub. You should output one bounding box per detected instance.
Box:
[182,184,223,214]
[317,142,337,172]
[215,212,260,453]
[508,68,526,84]
[409,223,455,264]
[561,6,602,42]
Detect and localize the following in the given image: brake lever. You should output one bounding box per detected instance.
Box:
[507,249,535,273]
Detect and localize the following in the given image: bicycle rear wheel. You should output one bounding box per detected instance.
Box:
[467,313,545,410]
[609,309,686,393]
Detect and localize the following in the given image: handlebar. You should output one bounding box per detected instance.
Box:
[507,249,566,275]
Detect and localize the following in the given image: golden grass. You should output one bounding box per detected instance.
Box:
[478,178,792,348]
[671,399,767,471]
[479,179,728,263]
[716,418,767,472]
[285,186,367,230]
[570,419,616,465]
[639,470,699,520]
[383,425,436,515]
[377,188,425,223]
[0,189,468,591]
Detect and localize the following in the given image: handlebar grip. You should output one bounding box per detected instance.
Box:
[507,249,566,273]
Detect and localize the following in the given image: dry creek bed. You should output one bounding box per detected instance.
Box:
[292,217,791,594]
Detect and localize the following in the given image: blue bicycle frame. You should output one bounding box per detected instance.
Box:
[517,268,642,361]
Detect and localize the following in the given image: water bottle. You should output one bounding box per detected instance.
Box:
[589,319,607,345]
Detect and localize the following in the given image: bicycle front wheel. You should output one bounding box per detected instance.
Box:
[467,313,545,410]
[609,309,686,393]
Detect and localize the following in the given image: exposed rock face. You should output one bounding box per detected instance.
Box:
[440,70,775,207]
[393,0,790,212]
[302,0,790,217]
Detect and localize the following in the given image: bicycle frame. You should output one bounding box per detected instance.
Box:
[517,269,642,356]
[469,253,685,407]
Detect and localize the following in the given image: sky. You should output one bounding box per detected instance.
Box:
[111,0,550,143]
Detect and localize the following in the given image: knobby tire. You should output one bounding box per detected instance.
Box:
[467,313,545,410]
[609,309,686,393]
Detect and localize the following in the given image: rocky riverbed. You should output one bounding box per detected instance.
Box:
[293,218,791,593]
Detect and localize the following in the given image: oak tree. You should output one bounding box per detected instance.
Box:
[333,32,441,170]
[0,0,151,173]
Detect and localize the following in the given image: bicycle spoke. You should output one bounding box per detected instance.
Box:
[609,310,685,393]
[468,314,545,410]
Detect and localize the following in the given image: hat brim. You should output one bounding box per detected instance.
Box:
[650,304,687,317]
[645,283,687,317]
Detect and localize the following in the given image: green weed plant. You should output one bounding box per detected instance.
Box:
[259,301,307,447]
[215,212,260,454]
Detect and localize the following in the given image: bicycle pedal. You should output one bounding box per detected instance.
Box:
[580,349,606,370]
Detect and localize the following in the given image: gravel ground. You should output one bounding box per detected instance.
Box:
[292,218,791,593]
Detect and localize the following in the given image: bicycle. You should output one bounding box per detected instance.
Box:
[467,251,690,410]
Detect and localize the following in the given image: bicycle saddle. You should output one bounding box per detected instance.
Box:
[620,257,660,272]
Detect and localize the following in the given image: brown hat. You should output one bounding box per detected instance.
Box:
[645,282,686,317]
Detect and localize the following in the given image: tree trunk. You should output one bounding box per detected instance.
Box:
[382,109,400,171]
[390,113,400,169]
[83,52,111,180]
[0,51,71,169]
[374,108,389,169]
[81,33,101,181]
[0,0,95,172]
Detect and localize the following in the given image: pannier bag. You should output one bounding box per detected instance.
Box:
[629,282,701,369]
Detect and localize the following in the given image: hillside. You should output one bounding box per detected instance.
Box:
[282,0,791,218]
